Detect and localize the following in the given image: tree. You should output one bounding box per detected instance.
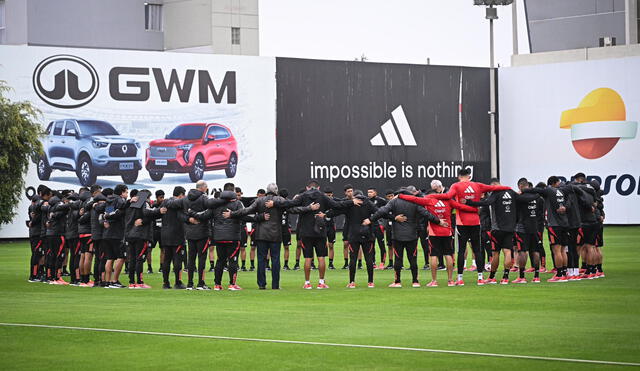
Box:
[0,80,44,225]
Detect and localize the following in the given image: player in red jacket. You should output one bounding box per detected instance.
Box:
[430,169,511,285]
[399,194,478,287]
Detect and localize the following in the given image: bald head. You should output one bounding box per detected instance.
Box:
[196,180,208,192]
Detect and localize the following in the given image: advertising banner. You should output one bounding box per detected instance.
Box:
[499,56,640,224]
[275,58,492,196]
[0,45,276,238]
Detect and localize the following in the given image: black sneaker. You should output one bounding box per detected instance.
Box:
[258,286,266,290]
[28,277,39,283]
[341,264,348,270]
[197,283,211,290]
[328,264,336,270]
[100,281,109,288]
[266,266,271,271]
[357,264,363,270]
[311,264,317,270]
[293,264,300,271]
[209,267,215,272]
[241,267,247,272]
[422,265,429,271]
[147,268,154,274]
[385,265,394,270]
[162,283,171,290]
[174,282,187,290]
[62,269,70,277]
[223,267,228,272]
[249,267,255,272]
[110,281,125,289]
[186,283,194,290]
[283,265,290,271]
[437,265,446,271]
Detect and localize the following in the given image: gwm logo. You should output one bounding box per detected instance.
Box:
[32,55,99,109]
[560,88,638,159]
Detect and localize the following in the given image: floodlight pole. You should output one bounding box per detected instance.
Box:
[487,5,498,178]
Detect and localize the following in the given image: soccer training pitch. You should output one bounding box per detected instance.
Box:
[1,226,639,370]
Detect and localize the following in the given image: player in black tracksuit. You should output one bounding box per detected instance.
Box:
[183,185,229,290]
[572,183,600,278]
[330,190,379,286]
[383,190,395,269]
[76,190,93,285]
[158,187,188,289]
[125,192,162,288]
[466,187,538,284]
[523,176,571,281]
[274,182,356,288]
[64,193,82,285]
[102,185,129,288]
[44,195,70,283]
[367,188,388,269]
[323,188,338,270]
[513,178,543,282]
[478,199,493,270]
[278,189,294,270]
[27,187,50,281]
[563,184,583,278]
[369,189,441,287]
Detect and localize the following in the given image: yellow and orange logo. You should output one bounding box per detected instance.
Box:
[560,88,637,159]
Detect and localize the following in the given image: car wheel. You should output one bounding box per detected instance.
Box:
[149,171,164,181]
[37,155,51,180]
[189,155,205,182]
[76,155,96,187]
[121,170,138,184]
[225,153,237,178]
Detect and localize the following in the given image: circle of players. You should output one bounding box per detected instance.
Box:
[26,169,605,290]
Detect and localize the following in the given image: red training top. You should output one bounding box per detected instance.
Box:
[429,181,511,226]
[399,194,478,236]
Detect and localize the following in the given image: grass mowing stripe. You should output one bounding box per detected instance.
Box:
[1,322,638,367]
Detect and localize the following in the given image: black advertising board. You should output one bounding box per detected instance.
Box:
[276,58,492,195]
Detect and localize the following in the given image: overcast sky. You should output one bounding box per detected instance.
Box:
[259,0,530,68]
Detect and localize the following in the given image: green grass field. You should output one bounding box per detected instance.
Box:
[0,227,639,370]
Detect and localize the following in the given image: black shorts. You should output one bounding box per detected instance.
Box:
[428,236,454,257]
[326,225,336,244]
[105,239,125,260]
[282,228,292,246]
[596,224,604,247]
[300,237,327,258]
[579,224,598,246]
[515,232,538,252]
[547,226,568,246]
[79,235,92,253]
[489,230,514,251]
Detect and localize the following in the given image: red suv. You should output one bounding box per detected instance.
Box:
[146,123,238,182]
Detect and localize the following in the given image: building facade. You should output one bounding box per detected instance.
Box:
[0,0,258,55]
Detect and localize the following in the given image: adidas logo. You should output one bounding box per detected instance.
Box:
[502,192,512,199]
[556,190,563,197]
[464,186,475,194]
[435,200,446,208]
[370,105,417,146]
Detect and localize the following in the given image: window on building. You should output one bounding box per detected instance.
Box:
[0,0,6,44]
[232,27,240,45]
[145,3,163,31]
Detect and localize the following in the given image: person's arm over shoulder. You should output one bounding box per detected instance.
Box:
[370,200,393,223]
[450,199,478,213]
[326,194,354,209]
[429,184,458,200]
[398,194,431,206]
[416,204,440,224]
[515,192,539,203]
[466,191,499,207]
[476,183,511,193]
[230,199,258,218]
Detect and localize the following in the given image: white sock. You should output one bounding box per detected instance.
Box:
[319,279,325,284]
[457,274,463,281]
[472,259,476,267]
[305,280,310,285]
[463,260,467,268]
[478,273,483,279]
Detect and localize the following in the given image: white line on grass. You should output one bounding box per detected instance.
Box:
[1,322,638,367]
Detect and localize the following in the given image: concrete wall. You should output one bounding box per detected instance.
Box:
[512,43,640,66]
[24,0,163,50]
[525,0,626,52]
[165,0,258,55]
